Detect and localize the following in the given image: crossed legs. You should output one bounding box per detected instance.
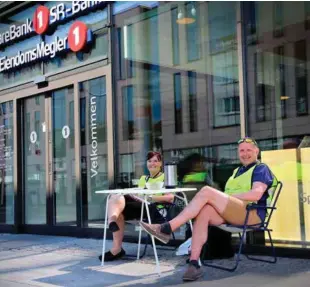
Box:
[190,205,225,261]
[168,186,229,233]
[140,185,261,261]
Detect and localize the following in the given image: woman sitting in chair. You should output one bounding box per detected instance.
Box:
[99,151,174,262]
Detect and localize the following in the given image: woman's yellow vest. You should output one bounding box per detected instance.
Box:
[138,173,165,208]
[225,163,277,205]
[138,173,165,188]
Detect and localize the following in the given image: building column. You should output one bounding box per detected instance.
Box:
[237,2,248,138]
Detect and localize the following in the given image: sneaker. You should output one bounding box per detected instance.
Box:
[182,264,203,281]
[139,222,171,244]
[98,248,126,262]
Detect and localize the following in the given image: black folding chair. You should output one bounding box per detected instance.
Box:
[201,181,283,271]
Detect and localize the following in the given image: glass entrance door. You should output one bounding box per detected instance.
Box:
[51,87,76,225]
[23,86,76,226]
[23,95,47,224]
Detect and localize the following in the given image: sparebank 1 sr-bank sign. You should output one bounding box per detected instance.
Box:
[0,1,105,73]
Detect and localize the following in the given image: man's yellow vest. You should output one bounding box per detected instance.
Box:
[225,163,277,205]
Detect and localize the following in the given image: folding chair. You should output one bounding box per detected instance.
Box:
[201,181,283,272]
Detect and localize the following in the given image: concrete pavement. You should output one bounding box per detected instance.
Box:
[0,233,310,286]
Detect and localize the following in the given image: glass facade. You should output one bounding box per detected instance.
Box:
[0,101,14,224]
[243,1,310,245]
[0,1,310,253]
[113,1,310,246]
[114,1,241,199]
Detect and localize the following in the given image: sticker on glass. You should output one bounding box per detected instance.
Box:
[30,131,37,143]
[62,125,70,139]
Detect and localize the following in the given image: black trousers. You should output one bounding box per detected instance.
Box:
[123,195,165,224]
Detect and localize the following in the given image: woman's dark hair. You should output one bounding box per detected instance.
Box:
[146,151,162,162]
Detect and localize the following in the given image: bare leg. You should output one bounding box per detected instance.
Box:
[108,194,125,223]
[111,213,125,254]
[190,205,225,261]
[170,186,229,232]
[107,195,126,254]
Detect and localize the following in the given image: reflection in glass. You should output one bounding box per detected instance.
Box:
[115,1,241,196]
[273,1,284,38]
[0,102,14,224]
[305,2,310,30]
[24,96,46,224]
[274,46,287,118]
[52,87,76,225]
[185,2,200,62]
[171,7,180,65]
[122,86,135,140]
[188,71,198,132]
[174,73,183,134]
[244,2,310,247]
[295,40,308,116]
[208,2,239,127]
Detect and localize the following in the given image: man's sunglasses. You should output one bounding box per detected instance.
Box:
[238,137,258,146]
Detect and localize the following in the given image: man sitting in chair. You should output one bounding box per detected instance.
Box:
[140,137,277,282]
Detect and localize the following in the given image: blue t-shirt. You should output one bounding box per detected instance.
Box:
[235,161,274,222]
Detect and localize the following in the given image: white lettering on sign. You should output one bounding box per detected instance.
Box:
[0,19,33,47]
[90,96,98,178]
[0,36,68,72]
[50,3,66,24]
[73,26,80,46]
[62,125,70,139]
[37,11,43,29]
[30,131,37,144]
[72,1,103,15]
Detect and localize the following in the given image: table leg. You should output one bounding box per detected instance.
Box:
[101,194,111,267]
[137,198,145,259]
[144,197,161,275]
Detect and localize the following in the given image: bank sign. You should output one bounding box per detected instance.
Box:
[0,1,104,73]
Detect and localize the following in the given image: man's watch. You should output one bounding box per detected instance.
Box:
[147,195,153,202]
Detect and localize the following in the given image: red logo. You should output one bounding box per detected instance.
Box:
[68,21,88,52]
[33,6,50,35]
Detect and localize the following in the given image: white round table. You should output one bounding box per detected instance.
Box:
[95,186,197,274]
